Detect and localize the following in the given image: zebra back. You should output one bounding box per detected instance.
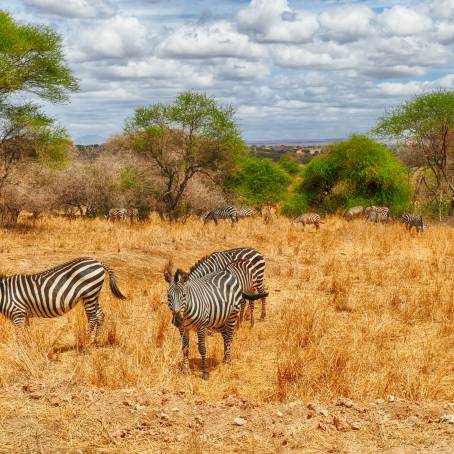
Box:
[237,207,254,218]
[203,206,238,223]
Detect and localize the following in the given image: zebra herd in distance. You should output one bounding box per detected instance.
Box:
[0,248,267,380]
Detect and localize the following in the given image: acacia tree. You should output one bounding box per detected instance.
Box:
[0,11,77,225]
[373,90,454,219]
[124,91,245,219]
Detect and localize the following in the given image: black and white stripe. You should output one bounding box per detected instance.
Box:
[237,207,255,218]
[292,213,324,230]
[365,206,389,223]
[164,267,267,380]
[401,213,426,232]
[107,208,128,222]
[203,206,238,225]
[0,258,125,341]
[188,247,267,320]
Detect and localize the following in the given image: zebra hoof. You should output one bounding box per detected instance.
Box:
[202,371,209,380]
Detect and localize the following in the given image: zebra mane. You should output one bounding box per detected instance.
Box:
[189,252,219,274]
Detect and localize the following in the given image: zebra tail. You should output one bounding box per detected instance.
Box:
[103,264,126,300]
[242,292,269,301]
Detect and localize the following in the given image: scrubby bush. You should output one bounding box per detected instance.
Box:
[225,155,291,208]
[285,135,411,214]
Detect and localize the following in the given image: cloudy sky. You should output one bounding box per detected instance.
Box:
[3,0,454,143]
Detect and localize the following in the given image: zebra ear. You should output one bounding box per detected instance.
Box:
[175,269,189,283]
[164,271,173,283]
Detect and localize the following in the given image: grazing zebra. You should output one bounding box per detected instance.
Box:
[188,247,267,320]
[164,266,268,380]
[365,206,389,223]
[292,213,324,230]
[203,206,238,225]
[237,207,254,218]
[400,213,426,232]
[225,260,259,328]
[0,258,125,342]
[107,208,128,222]
[127,208,139,222]
[343,206,364,221]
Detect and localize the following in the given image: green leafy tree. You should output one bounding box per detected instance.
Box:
[0,11,77,224]
[225,156,291,208]
[124,91,246,219]
[373,90,454,219]
[286,135,411,214]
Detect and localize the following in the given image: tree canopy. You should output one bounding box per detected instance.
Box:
[124,91,246,218]
[286,135,411,214]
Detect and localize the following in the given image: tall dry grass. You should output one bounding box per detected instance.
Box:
[0,215,453,403]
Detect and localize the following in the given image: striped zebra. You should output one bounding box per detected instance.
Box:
[400,213,426,232]
[343,206,364,221]
[164,266,268,380]
[292,213,324,230]
[203,206,238,225]
[188,247,267,321]
[237,207,255,218]
[225,260,259,328]
[0,258,125,342]
[365,206,389,223]
[107,208,128,222]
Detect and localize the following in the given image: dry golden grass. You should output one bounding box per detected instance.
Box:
[0,215,453,452]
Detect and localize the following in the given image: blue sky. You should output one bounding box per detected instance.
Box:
[2,0,454,143]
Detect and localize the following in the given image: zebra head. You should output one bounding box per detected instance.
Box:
[164,268,189,328]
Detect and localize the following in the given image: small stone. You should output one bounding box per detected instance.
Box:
[439,414,454,424]
[336,397,354,408]
[387,395,396,403]
[307,403,329,416]
[159,412,169,421]
[333,416,349,432]
[317,422,327,431]
[276,411,284,417]
[375,399,384,405]
[233,417,247,426]
[112,429,128,439]
[287,401,302,410]
[29,393,43,400]
[350,422,361,430]
[171,407,180,412]
[406,416,418,425]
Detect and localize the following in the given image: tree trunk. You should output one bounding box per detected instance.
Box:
[0,205,20,227]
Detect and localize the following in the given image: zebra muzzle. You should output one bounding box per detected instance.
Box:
[172,313,184,327]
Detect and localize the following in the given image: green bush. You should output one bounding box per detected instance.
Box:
[226,156,291,207]
[286,135,411,214]
[278,155,302,175]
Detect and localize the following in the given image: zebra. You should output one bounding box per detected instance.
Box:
[202,206,238,225]
[365,206,389,223]
[127,208,139,222]
[292,213,324,230]
[0,257,125,342]
[107,208,128,222]
[187,247,267,321]
[237,207,255,218]
[225,260,259,328]
[400,213,426,232]
[164,266,268,380]
[343,206,364,221]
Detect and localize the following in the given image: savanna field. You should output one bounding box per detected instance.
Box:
[0,215,453,453]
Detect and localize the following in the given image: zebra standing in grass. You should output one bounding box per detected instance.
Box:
[0,258,125,341]
[292,213,324,230]
[187,247,267,321]
[164,266,267,380]
[107,208,128,222]
[203,206,238,225]
[400,213,426,232]
[237,207,254,219]
[365,206,389,223]
[343,206,364,221]
[225,260,260,328]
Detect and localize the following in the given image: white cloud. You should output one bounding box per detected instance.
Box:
[69,15,149,62]
[430,0,454,19]
[160,21,266,59]
[319,5,374,42]
[23,0,116,18]
[237,0,319,43]
[379,5,433,36]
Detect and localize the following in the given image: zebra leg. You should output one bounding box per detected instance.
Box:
[83,297,102,344]
[179,328,190,374]
[237,300,246,328]
[221,322,235,364]
[249,301,255,328]
[197,327,209,380]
